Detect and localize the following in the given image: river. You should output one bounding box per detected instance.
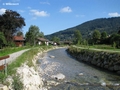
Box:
[38,48,120,90]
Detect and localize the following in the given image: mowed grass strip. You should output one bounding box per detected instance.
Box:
[0,46,30,57]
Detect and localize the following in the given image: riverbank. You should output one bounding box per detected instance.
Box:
[0,46,59,90]
[66,46,120,75]
[35,48,120,90]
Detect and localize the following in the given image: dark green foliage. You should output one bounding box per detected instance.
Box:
[0,32,6,48]
[52,36,60,43]
[110,33,120,48]
[101,31,107,39]
[0,10,25,44]
[92,30,101,44]
[74,30,82,45]
[25,25,44,46]
[16,31,23,36]
[46,17,120,41]
[100,31,108,44]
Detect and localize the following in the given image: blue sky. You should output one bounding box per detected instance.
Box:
[0,0,120,35]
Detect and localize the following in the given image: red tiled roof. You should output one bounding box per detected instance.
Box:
[13,36,25,41]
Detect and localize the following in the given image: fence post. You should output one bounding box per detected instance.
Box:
[0,55,9,76]
[4,59,7,76]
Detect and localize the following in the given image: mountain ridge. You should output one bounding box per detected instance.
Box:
[46,17,120,41]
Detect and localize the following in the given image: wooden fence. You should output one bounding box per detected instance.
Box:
[0,55,9,76]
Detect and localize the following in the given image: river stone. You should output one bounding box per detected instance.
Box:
[97,63,101,67]
[91,59,98,65]
[117,71,120,75]
[108,66,114,71]
[101,82,106,86]
[47,81,59,86]
[0,84,8,90]
[49,55,55,58]
[114,65,120,71]
[51,73,65,80]
[104,65,109,69]
[103,61,108,65]
[79,73,84,76]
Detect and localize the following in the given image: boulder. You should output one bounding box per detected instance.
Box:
[49,55,55,58]
[79,73,84,76]
[51,73,65,80]
[17,64,43,90]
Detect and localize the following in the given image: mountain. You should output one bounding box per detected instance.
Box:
[45,17,120,41]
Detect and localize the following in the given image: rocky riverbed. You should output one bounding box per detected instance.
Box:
[37,48,120,90]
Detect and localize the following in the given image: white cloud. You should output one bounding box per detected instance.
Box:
[30,9,49,17]
[60,6,72,13]
[40,1,50,5]
[0,8,6,15]
[108,12,120,17]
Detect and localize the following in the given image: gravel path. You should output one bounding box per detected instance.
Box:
[0,49,30,65]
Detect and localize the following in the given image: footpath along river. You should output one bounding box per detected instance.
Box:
[38,48,120,90]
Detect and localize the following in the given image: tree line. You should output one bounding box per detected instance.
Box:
[74,29,120,48]
[0,9,44,48]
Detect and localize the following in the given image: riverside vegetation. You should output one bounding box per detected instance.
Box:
[0,46,53,90]
[67,46,120,75]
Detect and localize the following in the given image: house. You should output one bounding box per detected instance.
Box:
[37,38,49,46]
[13,36,25,47]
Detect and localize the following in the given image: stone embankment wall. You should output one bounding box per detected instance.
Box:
[67,47,120,75]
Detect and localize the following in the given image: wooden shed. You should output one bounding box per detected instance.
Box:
[13,36,25,47]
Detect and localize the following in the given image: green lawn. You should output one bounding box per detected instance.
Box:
[75,44,120,53]
[0,46,30,57]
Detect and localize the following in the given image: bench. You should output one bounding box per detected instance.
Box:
[0,55,9,76]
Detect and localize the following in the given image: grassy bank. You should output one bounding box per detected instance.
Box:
[0,46,30,57]
[75,45,120,53]
[0,46,53,83]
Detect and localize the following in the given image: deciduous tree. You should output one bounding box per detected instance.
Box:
[101,31,107,39]
[74,30,82,45]
[25,25,44,46]
[0,10,25,44]
[92,30,101,44]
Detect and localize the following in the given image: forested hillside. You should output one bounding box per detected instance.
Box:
[46,17,120,41]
